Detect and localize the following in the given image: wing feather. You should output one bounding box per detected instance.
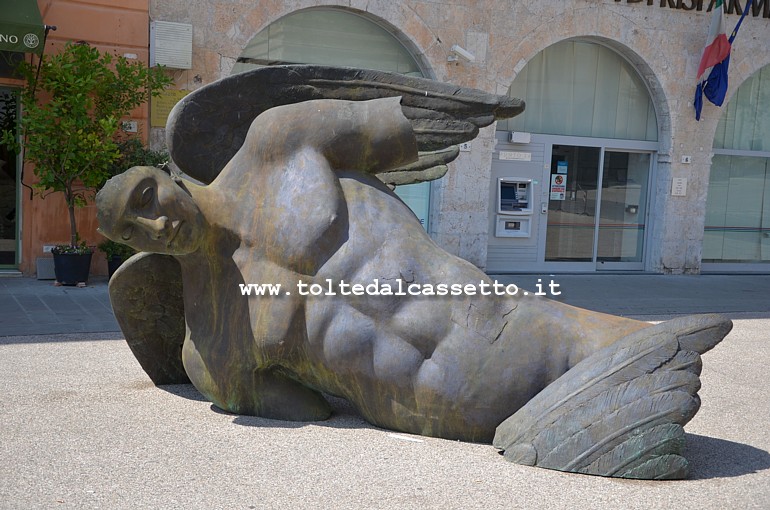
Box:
[581,423,686,477]
[621,454,690,480]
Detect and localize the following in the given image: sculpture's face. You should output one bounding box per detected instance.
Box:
[96,167,204,255]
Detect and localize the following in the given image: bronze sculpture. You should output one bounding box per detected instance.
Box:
[96,66,731,480]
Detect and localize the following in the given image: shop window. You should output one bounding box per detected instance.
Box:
[499,40,657,142]
[704,155,770,262]
[705,64,770,265]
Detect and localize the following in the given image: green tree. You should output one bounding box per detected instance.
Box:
[2,41,172,249]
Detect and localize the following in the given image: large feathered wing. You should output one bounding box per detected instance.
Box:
[108,253,189,385]
[166,65,524,185]
[492,314,732,479]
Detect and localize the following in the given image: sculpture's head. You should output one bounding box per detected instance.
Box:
[96,166,205,255]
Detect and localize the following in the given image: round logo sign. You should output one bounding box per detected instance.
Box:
[23,33,40,49]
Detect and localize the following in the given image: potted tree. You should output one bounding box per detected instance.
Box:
[97,239,136,278]
[1,41,170,285]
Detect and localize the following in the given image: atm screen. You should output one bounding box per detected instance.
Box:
[500,181,527,211]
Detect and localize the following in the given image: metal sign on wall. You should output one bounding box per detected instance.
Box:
[613,0,769,18]
[151,89,191,128]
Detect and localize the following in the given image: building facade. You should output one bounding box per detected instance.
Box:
[3,1,769,275]
[148,0,770,274]
[0,0,152,276]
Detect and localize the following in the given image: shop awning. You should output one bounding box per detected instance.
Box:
[0,0,46,55]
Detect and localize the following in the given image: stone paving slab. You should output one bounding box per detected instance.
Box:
[0,277,119,336]
[0,318,768,509]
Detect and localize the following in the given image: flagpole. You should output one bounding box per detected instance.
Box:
[729,0,752,44]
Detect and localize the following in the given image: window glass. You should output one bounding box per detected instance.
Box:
[232,8,421,76]
[713,65,770,152]
[706,64,770,264]
[704,155,770,263]
[499,41,657,142]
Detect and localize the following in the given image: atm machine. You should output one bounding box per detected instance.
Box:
[495,178,532,238]
[486,132,547,272]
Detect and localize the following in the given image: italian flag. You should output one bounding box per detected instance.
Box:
[696,0,731,82]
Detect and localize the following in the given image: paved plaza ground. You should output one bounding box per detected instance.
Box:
[0,274,768,509]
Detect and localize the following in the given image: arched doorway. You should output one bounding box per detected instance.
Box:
[488,40,660,272]
[232,7,431,228]
[703,64,770,271]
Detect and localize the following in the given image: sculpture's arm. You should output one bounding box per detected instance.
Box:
[182,334,332,421]
[249,97,419,175]
[166,65,523,185]
[222,367,333,422]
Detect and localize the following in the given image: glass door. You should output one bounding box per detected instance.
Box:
[545,145,601,263]
[596,151,650,269]
[0,88,18,268]
[543,144,651,270]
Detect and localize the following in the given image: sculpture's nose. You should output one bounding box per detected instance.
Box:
[134,216,170,240]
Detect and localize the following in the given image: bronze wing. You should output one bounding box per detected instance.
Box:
[166,65,524,186]
[493,314,732,480]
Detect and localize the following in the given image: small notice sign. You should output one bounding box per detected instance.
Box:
[671,177,687,197]
[550,174,567,200]
[151,89,191,128]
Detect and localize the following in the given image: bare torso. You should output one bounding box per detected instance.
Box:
[176,99,648,441]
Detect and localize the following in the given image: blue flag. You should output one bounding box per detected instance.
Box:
[694,0,752,121]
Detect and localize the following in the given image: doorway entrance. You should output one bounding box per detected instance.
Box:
[487,134,656,272]
[0,88,19,268]
[545,144,651,270]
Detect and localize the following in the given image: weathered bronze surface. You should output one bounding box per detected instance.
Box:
[96,65,731,480]
[108,252,188,385]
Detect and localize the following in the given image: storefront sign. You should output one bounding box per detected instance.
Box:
[614,0,769,18]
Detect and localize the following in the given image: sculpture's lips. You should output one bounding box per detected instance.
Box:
[167,220,183,247]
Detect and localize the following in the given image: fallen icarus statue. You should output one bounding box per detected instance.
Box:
[96,66,731,480]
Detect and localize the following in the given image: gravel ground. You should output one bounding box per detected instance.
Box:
[1,318,768,510]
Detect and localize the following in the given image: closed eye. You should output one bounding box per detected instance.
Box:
[140,186,154,206]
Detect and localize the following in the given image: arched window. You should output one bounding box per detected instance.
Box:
[499,40,657,141]
[233,8,421,75]
[704,65,770,266]
[232,8,429,227]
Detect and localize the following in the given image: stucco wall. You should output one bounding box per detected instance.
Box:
[6,0,152,276]
[149,0,770,273]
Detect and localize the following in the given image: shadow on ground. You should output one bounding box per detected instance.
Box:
[685,433,770,480]
[157,383,770,482]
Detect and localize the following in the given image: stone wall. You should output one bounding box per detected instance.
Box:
[150,0,770,273]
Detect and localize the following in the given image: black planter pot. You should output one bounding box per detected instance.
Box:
[53,252,92,286]
[107,255,124,278]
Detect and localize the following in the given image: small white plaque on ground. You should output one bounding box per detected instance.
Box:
[387,433,424,443]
